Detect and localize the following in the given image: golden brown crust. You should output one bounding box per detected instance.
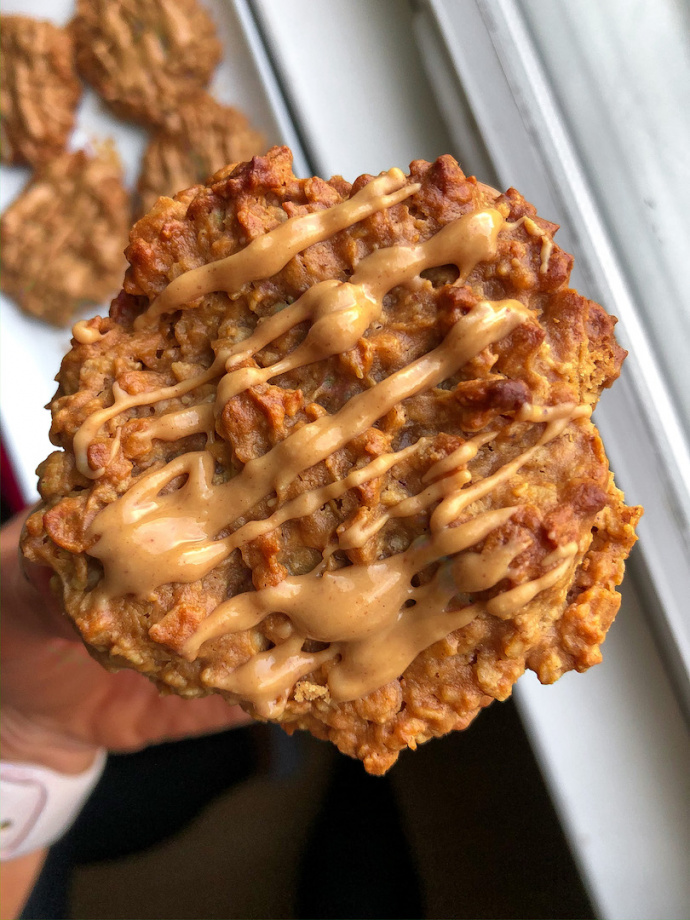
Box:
[70,0,222,129]
[22,148,641,773]
[136,93,265,214]
[0,15,82,167]
[0,148,130,326]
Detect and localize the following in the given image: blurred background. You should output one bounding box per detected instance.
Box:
[2,1,689,918]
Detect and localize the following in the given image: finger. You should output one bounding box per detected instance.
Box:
[1,511,78,644]
[153,694,255,739]
[20,558,78,642]
[102,672,254,747]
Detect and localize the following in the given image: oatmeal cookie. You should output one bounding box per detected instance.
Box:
[71,0,222,129]
[0,15,82,167]
[22,147,641,773]
[137,93,264,214]
[0,148,130,326]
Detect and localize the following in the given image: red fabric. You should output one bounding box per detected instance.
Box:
[1,438,27,514]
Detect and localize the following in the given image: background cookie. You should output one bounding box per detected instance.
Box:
[22,148,641,773]
[137,93,264,214]
[71,0,222,129]
[0,15,82,167]
[0,147,130,326]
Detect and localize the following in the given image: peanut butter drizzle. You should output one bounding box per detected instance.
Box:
[204,634,335,714]
[339,432,496,551]
[186,412,586,709]
[485,552,576,620]
[79,176,590,712]
[74,367,224,479]
[452,537,531,594]
[134,168,420,330]
[423,432,496,482]
[72,320,106,344]
[91,439,425,596]
[89,397,587,709]
[430,405,590,534]
[188,506,517,704]
[214,208,505,412]
[88,298,525,595]
[179,401,588,707]
[540,237,553,274]
[506,215,552,274]
[337,467,472,551]
[138,403,215,446]
[74,195,500,479]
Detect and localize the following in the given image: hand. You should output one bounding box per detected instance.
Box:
[1,511,251,776]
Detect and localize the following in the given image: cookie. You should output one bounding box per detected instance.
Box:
[1,148,130,326]
[137,93,264,214]
[71,0,222,128]
[22,147,641,772]
[0,15,82,167]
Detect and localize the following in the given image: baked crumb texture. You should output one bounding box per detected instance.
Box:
[136,93,264,214]
[22,148,642,773]
[0,15,82,167]
[71,0,222,129]
[0,148,130,326]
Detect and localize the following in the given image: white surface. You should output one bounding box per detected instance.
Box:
[253,2,690,918]
[519,0,690,435]
[0,0,289,503]
[253,0,454,180]
[516,585,690,920]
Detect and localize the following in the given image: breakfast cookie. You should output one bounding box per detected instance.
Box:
[0,15,82,167]
[71,0,222,129]
[22,147,641,773]
[1,148,130,326]
[137,93,264,214]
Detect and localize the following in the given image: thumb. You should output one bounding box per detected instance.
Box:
[1,511,78,645]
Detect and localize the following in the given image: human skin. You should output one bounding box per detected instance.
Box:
[0,511,251,919]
